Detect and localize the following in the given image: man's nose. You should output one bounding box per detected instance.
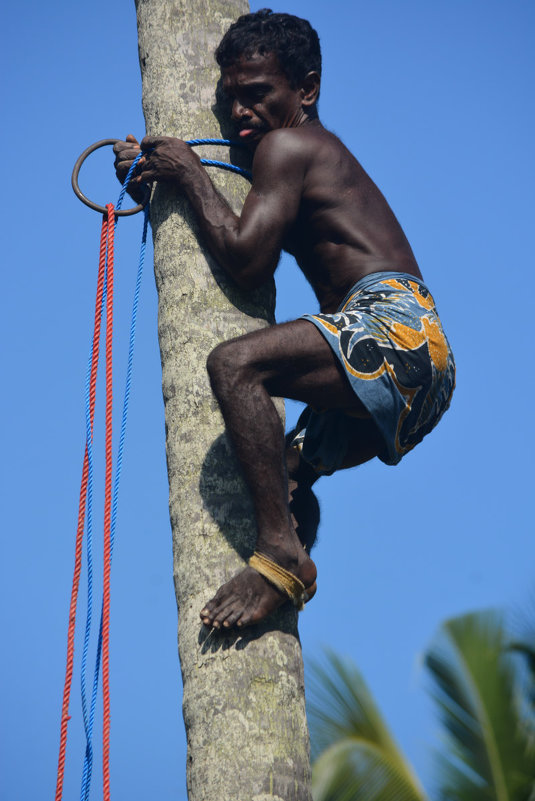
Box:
[232,99,251,120]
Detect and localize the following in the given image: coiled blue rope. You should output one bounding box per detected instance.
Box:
[78,139,247,799]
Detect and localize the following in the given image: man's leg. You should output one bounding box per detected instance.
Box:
[285,441,320,553]
[285,411,384,554]
[201,319,381,628]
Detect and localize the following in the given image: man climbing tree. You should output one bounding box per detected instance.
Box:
[118,9,455,631]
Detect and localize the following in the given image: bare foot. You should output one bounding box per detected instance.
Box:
[200,550,317,629]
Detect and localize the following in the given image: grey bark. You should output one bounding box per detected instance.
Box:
[135,1,312,799]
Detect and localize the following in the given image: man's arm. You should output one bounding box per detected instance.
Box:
[135,131,305,289]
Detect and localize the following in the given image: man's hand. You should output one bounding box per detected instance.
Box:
[113,134,147,203]
[132,136,202,186]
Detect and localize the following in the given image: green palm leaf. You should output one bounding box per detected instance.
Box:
[307,650,428,801]
[425,610,535,801]
[509,600,535,732]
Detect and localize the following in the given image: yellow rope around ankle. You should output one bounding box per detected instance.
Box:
[249,551,306,610]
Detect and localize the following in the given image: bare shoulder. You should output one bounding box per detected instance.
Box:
[251,130,302,179]
[254,126,359,179]
[251,126,330,175]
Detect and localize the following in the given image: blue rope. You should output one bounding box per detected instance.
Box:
[197,159,250,177]
[78,139,246,798]
[187,138,252,180]
[186,138,236,146]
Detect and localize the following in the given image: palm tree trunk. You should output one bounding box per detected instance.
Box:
[135,1,312,799]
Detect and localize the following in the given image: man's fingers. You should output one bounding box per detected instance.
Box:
[114,154,146,178]
[140,135,158,151]
[132,168,154,184]
[140,135,176,152]
[111,135,147,200]
[113,144,140,160]
[113,137,141,160]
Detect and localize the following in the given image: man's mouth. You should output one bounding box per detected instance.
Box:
[238,127,263,139]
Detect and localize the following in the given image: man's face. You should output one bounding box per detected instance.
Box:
[221,51,305,148]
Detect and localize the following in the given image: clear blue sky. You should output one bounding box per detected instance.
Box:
[1,1,533,799]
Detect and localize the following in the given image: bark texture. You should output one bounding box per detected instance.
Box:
[135,2,312,799]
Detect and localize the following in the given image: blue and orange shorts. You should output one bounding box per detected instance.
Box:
[291,271,455,473]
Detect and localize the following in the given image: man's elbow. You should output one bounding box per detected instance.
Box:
[232,271,268,291]
[229,258,277,292]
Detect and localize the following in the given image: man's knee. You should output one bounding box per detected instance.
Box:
[206,339,253,398]
[207,342,231,395]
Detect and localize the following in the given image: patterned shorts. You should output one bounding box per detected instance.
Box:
[291,271,455,472]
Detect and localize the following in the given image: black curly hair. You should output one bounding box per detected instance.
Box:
[215,9,322,89]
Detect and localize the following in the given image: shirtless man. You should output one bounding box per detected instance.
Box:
[114,9,455,630]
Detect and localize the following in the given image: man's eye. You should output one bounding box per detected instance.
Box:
[248,90,266,103]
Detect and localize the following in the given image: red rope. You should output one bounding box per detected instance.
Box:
[102,203,114,801]
[55,206,114,801]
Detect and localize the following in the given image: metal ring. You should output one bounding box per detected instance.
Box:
[71,139,150,217]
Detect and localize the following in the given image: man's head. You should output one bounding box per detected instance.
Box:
[216,9,321,90]
[216,10,322,145]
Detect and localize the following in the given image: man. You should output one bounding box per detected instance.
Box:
[114,9,455,630]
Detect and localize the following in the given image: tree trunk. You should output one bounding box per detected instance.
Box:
[135,2,312,799]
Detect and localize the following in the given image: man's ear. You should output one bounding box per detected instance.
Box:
[300,71,320,107]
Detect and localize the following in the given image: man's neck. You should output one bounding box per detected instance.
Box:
[293,108,320,128]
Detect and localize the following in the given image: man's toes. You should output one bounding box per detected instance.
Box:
[200,603,215,623]
[237,608,256,628]
[200,589,228,622]
[212,601,237,628]
[200,603,219,626]
[222,607,244,628]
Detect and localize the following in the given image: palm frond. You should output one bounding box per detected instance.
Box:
[307,650,427,801]
[425,610,535,801]
[311,739,428,801]
[509,594,535,728]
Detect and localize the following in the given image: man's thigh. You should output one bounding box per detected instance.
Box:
[223,318,368,413]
